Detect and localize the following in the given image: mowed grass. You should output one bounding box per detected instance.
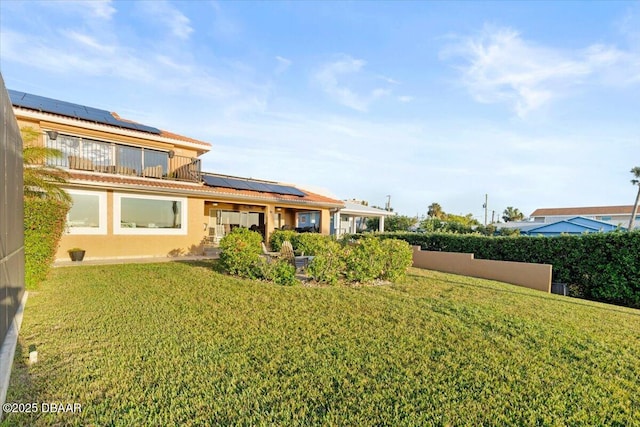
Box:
[4,261,640,426]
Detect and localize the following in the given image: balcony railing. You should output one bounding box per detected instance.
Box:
[45,134,201,183]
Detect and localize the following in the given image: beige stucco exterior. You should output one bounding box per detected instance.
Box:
[412,246,552,293]
[14,96,344,261]
[56,190,206,260]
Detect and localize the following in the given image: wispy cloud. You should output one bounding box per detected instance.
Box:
[442,25,640,116]
[56,0,116,20]
[398,95,414,103]
[275,56,292,74]
[146,1,193,40]
[314,55,392,112]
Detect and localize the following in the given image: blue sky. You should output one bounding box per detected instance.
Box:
[1,1,639,221]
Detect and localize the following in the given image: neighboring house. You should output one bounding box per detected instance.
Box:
[530,205,639,228]
[10,90,344,261]
[519,216,625,236]
[331,200,396,236]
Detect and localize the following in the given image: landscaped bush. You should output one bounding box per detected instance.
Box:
[306,239,346,285]
[366,231,640,308]
[220,228,298,285]
[295,233,331,256]
[24,196,70,288]
[219,227,263,278]
[269,230,298,252]
[344,237,385,283]
[268,259,297,286]
[380,238,413,282]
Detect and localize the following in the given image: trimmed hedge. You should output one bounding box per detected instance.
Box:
[362,232,640,308]
[24,197,70,288]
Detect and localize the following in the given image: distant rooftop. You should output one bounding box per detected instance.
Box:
[531,205,636,217]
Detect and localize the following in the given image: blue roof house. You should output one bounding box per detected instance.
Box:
[521,216,625,236]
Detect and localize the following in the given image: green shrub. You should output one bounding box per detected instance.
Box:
[24,197,70,288]
[380,239,413,282]
[269,230,298,252]
[307,240,346,285]
[295,233,332,256]
[219,228,263,279]
[344,237,385,283]
[269,260,297,286]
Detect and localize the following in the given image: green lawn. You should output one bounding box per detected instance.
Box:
[3,261,640,426]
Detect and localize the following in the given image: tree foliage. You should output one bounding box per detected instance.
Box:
[427,202,444,219]
[502,206,525,222]
[21,126,70,202]
[365,215,417,232]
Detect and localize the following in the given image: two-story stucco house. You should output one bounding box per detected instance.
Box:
[10,90,344,261]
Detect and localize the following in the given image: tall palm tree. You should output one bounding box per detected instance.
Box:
[628,166,640,230]
[21,126,70,202]
[502,206,525,222]
[427,202,444,219]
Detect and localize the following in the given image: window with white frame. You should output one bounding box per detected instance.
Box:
[114,193,188,235]
[66,189,107,235]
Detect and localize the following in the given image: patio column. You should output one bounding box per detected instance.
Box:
[265,204,276,242]
[333,211,341,236]
[379,216,385,232]
[319,208,331,235]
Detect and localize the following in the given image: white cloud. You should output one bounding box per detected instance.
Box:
[398,95,414,103]
[442,25,640,116]
[275,56,292,74]
[147,1,193,40]
[65,31,116,53]
[57,0,116,20]
[314,55,392,112]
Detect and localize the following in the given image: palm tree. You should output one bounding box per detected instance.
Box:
[21,126,70,202]
[502,206,525,222]
[427,202,444,219]
[628,166,640,230]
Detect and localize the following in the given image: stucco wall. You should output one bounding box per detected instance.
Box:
[412,246,552,293]
[55,192,206,260]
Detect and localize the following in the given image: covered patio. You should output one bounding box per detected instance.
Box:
[332,200,396,236]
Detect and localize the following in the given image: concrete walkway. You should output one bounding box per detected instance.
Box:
[54,254,219,267]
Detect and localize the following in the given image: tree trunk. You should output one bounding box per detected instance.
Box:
[629,186,640,230]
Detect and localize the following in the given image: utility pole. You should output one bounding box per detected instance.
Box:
[483,194,488,226]
[491,210,495,224]
[385,195,391,211]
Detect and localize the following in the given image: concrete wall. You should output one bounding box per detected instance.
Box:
[412,246,552,293]
[0,75,26,419]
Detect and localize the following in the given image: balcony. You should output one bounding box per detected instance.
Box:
[45,134,201,183]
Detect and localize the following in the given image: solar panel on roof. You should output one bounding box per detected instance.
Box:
[8,90,161,135]
[202,174,306,197]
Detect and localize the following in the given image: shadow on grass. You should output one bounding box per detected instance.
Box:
[174,259,225,273]
[408,271,640,317]
[2,341,42,426]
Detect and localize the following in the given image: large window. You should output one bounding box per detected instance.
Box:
[66,189,107,235]
[114,193,188,235]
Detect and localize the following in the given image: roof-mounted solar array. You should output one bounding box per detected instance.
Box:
[8,90,161,135]
[202,174,306,197]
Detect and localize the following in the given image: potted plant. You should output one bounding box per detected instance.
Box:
[67,247,86,262]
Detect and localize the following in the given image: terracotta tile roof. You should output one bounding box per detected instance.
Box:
[531,206,636,217]
[66,171,344,207]
[110,112,211,148]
